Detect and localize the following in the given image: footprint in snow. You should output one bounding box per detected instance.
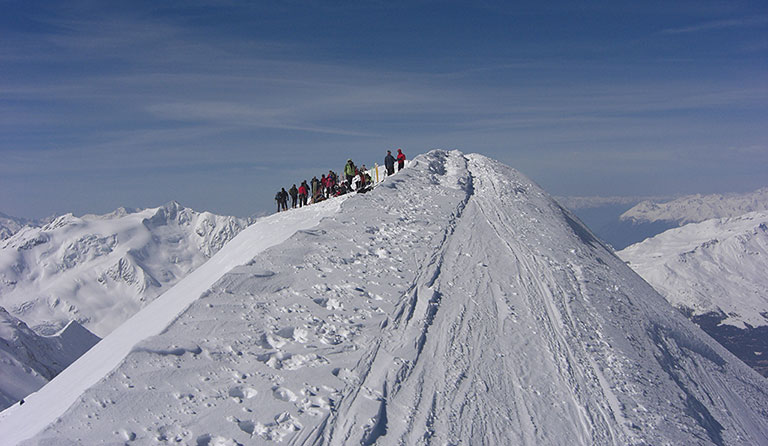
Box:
[238,419,255,435]
[276,326,309,343]
[332,367,359,384]
[272,386,298,402]
[257,351,329,370]
[196,434,242,446]
[297,395,331,416]
[228,386,258,402]
[261,333,287,349]
[313,297,343,310]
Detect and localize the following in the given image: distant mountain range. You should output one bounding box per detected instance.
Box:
[0,212,43,241]
[619,211,768,376]
[563,187,768,250]
[621,187,768,225]
[0,202,249,409]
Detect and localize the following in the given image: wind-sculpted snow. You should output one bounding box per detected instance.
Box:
[3,151,768,445]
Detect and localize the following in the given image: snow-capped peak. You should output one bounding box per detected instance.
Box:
[0,212,33,241]
[0,203,249,338]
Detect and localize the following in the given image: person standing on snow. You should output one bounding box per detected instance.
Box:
[325,171,336,197]
[280,188,288,211]
[275,190,283,213]
[384,150,395,176]
[275,188,288,212]
[320,174,328,197]
[289,184,298,209]
[358,167,367,190]
[298,181,308,207]
[344,159,356,189]
[311,176,321,203]
[396,148,406,171]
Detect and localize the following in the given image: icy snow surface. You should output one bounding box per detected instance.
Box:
[2,151,768,445]
[618,211,768,329]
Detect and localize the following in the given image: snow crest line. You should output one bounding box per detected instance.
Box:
[0,197,346,445]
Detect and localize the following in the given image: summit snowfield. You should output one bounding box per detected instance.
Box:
[2,151,768,445]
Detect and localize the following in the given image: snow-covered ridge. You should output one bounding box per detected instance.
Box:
[618,210,768,329]
[621,187,768,224]
[0,201,249,338]
[3,151,768,445]
[0,212,36,241]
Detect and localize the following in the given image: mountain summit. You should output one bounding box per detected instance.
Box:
[2,151,767,445]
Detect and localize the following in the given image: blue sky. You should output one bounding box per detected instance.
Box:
[1,0,766,218]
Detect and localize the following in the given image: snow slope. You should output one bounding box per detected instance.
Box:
[618,212,768,376]
[0,201,249,338]
[621,187,768,225]
[0,307,99,410]
[3,151,768,445]
[0,196,348,445]
[618,211,768,329]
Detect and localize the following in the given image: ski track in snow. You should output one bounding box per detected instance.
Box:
[3,151,768,445]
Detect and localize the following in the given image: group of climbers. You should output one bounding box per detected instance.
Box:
[275,148,406,213]
[384,148,406,176]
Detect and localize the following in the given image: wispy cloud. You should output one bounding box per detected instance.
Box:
[3,1,767,218]
[660,16,768,35]
[727,144,768,157]
[147,102,380,137]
